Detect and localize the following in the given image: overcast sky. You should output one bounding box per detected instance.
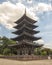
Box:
[0,0,52,49]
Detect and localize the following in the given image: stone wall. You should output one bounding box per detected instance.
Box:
[0,55,52,60]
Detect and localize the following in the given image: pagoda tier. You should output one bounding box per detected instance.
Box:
[14,19,38,29]
[13,30,39,35]
[15,14,37,24]
[12,12,41,41]
[12,32,41,41]
[8,40,43,48]
[13,25,40,35]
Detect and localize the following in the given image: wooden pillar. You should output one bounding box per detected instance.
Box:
[11,48,13,56]
[17,46,20,55]
[17,49,20,55]
[26,47,28,55]
[31,46,34,55]
[22,49,23,55]
[28,47,31,55]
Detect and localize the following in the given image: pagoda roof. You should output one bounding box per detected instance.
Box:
[13,25,40,35]
[13,30,40,35]
[8,40,43,48]
[11,32,41,41]
[15,14,37,24]
[14,19,38,29]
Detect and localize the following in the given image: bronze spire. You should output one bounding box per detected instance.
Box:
[25,8,26,15]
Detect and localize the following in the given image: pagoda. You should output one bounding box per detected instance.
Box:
[10,9,43,56]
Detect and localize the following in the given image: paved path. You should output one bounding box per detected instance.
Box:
[0,58,52,65]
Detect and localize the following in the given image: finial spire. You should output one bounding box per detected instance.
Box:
[25,8,26,15]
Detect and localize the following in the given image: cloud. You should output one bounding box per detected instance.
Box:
[27,0,33,4]
[0,1,17,29]
[29,3,52,13]
[7,0,18,3]
[37,3,52,12]
[35,39,52,49]
[44,43,52,49]
[0,1,52,48]
[0,2,52,30]
[34,39,44,44]
[37,39,44,43]
[0,1,38,29]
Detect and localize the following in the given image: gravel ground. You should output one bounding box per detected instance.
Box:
[0,58,52,65]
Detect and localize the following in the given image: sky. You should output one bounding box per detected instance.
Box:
[0,0,52,49]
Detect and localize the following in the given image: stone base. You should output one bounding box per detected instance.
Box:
[0,55,51,60]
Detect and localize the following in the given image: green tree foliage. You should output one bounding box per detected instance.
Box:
[0,36,16,55]
[3,48,11,55]
[34,47,52,56]
[40,51,47,55]
[34,48,42,55]
[0,36,52,56]
[41,48,52,55]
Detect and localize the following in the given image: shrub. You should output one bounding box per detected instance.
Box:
[3,48,11,55]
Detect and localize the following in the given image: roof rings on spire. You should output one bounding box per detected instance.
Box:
[25,8,26,15]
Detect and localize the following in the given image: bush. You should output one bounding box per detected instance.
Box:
[3,48,11,55]
[41,51,47,55]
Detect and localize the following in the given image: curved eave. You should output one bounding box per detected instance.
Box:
[13,25,40,34]
[14,24,38,29]
[12,37,41,41]
[22,40,43,47]
[33,43,43,47]
[12,30,40,35]
[15,14,37,24]
[14,19,38,29]
[11,33,41,41]
[8,41,43,48]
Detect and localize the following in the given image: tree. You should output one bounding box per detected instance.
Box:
[40,51,47,55]
[34,48,42,55]
[0,36,16,55]
[2,36,16,48]
[42,48,51,55]
[3,48,11,55]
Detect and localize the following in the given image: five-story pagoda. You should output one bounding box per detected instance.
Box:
[10,9,43,55]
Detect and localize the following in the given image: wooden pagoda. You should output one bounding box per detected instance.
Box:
[9,10,43,56]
